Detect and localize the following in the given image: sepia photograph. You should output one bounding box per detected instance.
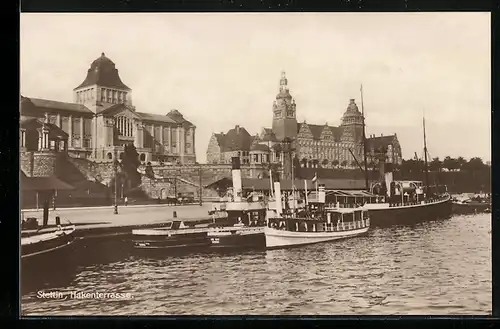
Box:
[19,12,491,316]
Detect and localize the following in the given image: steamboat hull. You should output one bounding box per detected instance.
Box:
[208,227,265,250]
[366,196,452,227]
[264,226,369,250]
[452,202,491,215]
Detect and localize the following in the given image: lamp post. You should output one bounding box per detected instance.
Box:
[113,150,118,215]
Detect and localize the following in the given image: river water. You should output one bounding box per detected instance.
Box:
[21,213,491,316]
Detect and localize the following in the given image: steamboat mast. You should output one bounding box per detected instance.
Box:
[423,115,430,196]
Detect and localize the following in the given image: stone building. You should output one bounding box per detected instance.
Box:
[206,71,402,169]
[20,52,197,165]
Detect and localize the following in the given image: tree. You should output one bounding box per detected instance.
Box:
[463,157,485,171]
[122,143,142,187]
[442,156,458,171]
[429,157,442,172]
[456,156,467,171]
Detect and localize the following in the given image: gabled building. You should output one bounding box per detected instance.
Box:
[20,52,196,165]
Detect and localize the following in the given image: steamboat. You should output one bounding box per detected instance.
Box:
[207,157,268,250]
[264,182,370,249]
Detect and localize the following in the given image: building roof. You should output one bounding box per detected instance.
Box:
[20,174,75,191]
[261,128,278,142]
[366,134,397,151]
[215,125,253,152]
[250,143,270,152]
[297,123,342,141]
[20,118,69,140]
[74,52,131,91]
[166,109,194,126]
[136,112,177,124]
[21,96,93,114]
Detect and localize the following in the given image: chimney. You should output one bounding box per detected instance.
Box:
[381,133,383,137]
[231,157,242,202]
[235,125,240,134]
[350,99,355,104]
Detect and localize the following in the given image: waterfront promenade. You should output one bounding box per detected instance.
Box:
[21,203,214,237]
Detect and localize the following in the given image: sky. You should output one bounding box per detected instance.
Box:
[20,13,491,163]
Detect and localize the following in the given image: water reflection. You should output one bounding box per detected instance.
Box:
[21,214,491,315]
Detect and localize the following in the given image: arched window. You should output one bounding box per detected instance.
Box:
[140,153,146,161]
[107,152,113,160]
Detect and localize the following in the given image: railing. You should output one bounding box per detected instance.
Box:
[327,194,449,209]
[269,218,369,232]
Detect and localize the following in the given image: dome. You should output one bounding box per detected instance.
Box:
[342,99,362,118]
[74,52,130,91]
[90,52,116,68]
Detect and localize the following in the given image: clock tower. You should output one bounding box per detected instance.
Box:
[272,71,298,141]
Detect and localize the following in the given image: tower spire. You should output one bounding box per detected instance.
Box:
[279,71,288,92]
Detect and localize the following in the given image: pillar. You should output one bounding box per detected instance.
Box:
[42,125,50,150]
[57,113,61,127]
[190,127,195,156]
[37,129,42,151]
[80,116,84,148]
[167,126,172,154]
[151,124,155,152]
[176,126,181,155]
[20,128,26,149]
[159,125,164,151]
[68,115,73,148]
[133,121,139,147]
[179,126,185,163]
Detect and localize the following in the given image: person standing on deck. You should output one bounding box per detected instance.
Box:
[125,196,128,206]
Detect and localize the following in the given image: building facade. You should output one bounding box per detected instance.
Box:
[206,72,402,168]
[20,52,197,164]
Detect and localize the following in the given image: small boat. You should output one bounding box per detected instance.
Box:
[264,182,370,249]
[21,221,76,260]
[132,220,212,250]
[452,198,491,215]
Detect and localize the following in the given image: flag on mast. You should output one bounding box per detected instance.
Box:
[312,172,317,183]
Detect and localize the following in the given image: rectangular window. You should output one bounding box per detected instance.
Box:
[61,117,69,133]
[73,118,81,135]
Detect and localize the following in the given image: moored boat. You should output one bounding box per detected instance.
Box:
[22,224,76,260]
[264,182,370,249]
[132,220,212,250]
[207,157,268,250]
[452,198,491,215]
